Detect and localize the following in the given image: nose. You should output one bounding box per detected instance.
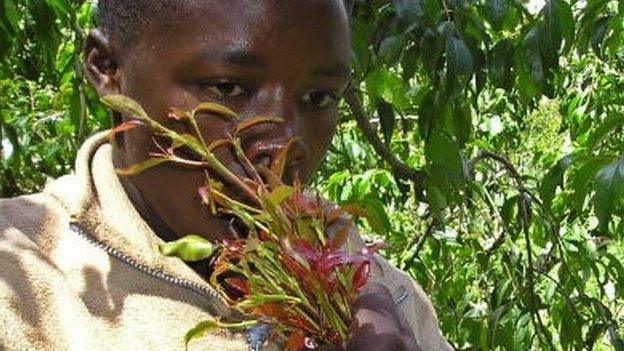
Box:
[240,86,308,179]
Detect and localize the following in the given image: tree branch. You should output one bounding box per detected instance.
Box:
[402,218,437,268]
[344,86,426,193]
[468,150,525,191]
[469,150,559,349]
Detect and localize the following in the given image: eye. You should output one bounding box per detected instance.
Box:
[204,81,245,99]
[302,91,337,108]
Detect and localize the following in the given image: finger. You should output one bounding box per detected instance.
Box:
[349,283,421,351]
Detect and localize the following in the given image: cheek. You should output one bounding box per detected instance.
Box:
[302,112,337,164]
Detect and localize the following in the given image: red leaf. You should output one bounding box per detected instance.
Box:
[168,107,191,121]
[285,332,307,351]
[280,253,309,279]
[224,277,250,295]
[108,120,143,142]
[289,316,316,335]
[352,262,371,291]
[270,139,297,180]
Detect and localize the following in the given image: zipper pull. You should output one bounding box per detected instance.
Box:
[246,323,270,351]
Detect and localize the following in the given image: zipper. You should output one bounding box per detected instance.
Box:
[70,223,267,350]
[246,324,271,351]
[70,222,225,305]
[394,285,410,307]
[69,222,408,350]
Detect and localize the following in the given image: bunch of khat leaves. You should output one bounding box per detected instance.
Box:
[102,95,383,350]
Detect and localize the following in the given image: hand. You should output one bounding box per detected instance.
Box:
[320,203,421,350]
[307,283,421,351]
[344,283,421,351]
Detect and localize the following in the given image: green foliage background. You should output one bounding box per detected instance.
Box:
[1,0,623,349]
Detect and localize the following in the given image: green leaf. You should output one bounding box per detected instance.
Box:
[585,323,606,349]
[587,112,623,149]
[44,0,72,23]
[101,94,149,121]
[266,185,293,206]
[426,183,448,221]
[425,130,463,181]
[393,0,426,22]
[379,35,403,65]
[420,28,443,79]
[418,89,437,140]
[159,235,215,262]
[453,103,472,147]
[516,26,545,100]
[486,0,507,30]
[446,36,474,77]
[344,194,391,235]
[365,67,409,108]
[350,18,372,72]
[116,157,169,176]
[590,16,612,56]
[593,156,624,232]
[540,154,579,209]
[184,320,221,350]
[376,98,395,146]
[540,0,574,58]
[568,156,613,215]
[3,0,19,32]
[489,39,515,90]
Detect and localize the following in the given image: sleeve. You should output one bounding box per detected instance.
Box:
[370,256,454,351]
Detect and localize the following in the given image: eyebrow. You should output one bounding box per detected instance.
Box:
[192,48,268,68]
[313,63,351,79]
[189,48,350,79]
[220,49,267,67]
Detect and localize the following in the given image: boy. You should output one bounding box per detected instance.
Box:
[0,1,452,350]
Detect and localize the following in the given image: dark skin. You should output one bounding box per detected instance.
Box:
[85,1,419,350]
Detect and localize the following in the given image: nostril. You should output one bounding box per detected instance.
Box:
[255,153,272,169]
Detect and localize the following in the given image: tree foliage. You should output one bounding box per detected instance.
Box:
[1,0,624,349]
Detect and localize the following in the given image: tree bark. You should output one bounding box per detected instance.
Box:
[343,86,425,194]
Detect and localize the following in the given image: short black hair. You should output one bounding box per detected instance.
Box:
[95,0,353,45]
[95,0,186,45]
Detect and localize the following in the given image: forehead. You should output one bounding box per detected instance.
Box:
[124,0,350,69]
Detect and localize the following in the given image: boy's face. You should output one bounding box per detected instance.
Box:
[88,0,351,239]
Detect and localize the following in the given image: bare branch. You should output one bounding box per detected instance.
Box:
[343,86,425,194]
[402,218,437,267]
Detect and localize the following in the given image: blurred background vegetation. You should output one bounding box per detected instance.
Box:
[1,0,623,349]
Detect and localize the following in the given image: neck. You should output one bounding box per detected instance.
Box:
[112,149,179,243]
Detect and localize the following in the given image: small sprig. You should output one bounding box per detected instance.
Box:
[102,94,382,350]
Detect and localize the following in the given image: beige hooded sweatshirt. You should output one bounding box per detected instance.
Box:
[0,132,452,351]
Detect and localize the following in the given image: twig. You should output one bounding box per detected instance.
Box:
[440,0,452,21]
[468,150,525,191]
[469,149,558,350]
[402,219,437,268]
[343,86,426,195]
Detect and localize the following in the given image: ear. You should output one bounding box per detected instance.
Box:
[84,28,121,97]
[344,0,355,13]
